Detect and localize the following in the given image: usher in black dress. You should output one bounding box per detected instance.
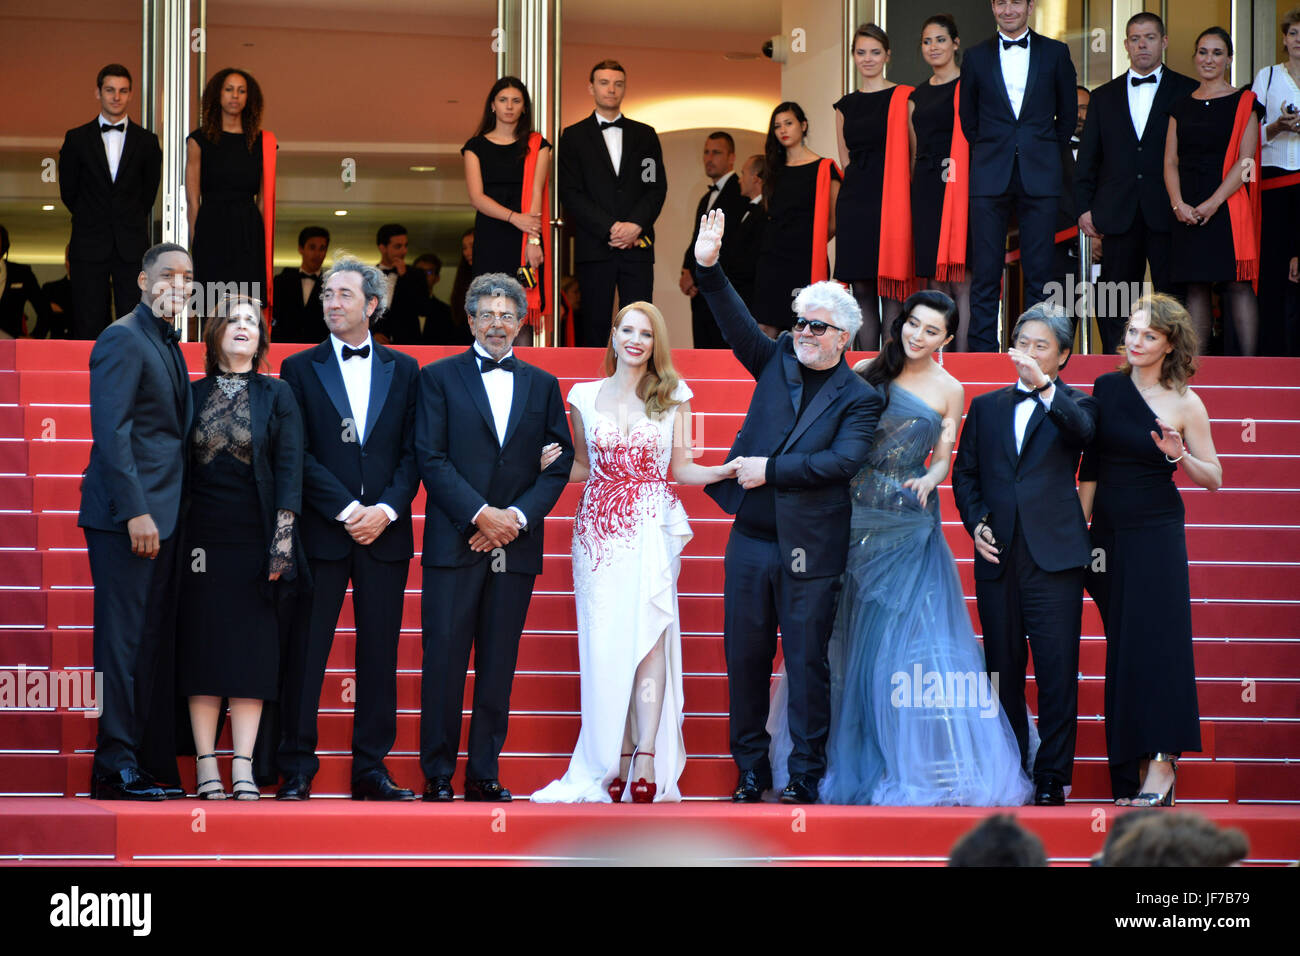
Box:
[909,79,960,279]
[188,130,266,302]
[461,134,551,278]
[833,89,892,284]
[753,160,842,330]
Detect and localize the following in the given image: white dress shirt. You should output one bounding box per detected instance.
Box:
[998,31,1031,119]
[471,342,527,529]
[1014,380,1056,454]
[1253,65,1300,170]
[597,112,624,174]
[98,113,126,181]
[330,333,398,524]
[1127,66,1163,140]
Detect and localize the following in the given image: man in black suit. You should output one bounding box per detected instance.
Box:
[952,302,1097,805]
[694,210,881,804]
[270,226,329,343]
[79,243,193,800]
[0,225,53,339]
[415,273,573,802]
[371,223,429,345]
[727,155,768,311]
[1075,11,1197,354]
[36,245,76,340]
[559,59,667,346]
[409,252,461,345]
[276,256,421,801]
[960,0,1077,352]
[58,64,162,340]
[680,132,749,348]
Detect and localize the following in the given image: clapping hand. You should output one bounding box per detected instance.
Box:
[1151,418,1184,459]
[694,209,725,268]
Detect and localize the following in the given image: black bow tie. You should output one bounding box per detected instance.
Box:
[1131,74,1158,86]
[1013,384,1051,402]
[342,344,370,360]
[100,122,125,133]
[479,355,516,374]
[1002,36,1029,50]
[163,325,181,344]
[598,117,624,129]
[381,267,398,276]
[707,183,719,192]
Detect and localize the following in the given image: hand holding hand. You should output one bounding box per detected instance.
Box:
[127,514,160,559]
[514,211,543,236]
[694,209,725,268]
[345,505,391,546]
[1172,201,1200,226]
[1150,418,1184,459]
[712,459,741,481]
[1192,199,1218,225]
[902,474,938,508]
[473,506,520,551]
[733,455,768,490]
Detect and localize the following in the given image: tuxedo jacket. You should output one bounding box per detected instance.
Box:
[726,201,767,304]
[1074,68,1198,235]
[696,262,882,579]
[951,380,1097,580]
[78,302,192,539]
[959,31,1077,198]
[558,114,667,264]
[271,267,325,344]
[415,348,574,575]
[278,340,420,564]
[374,270,429,345]
[681,174,750,274]
[58,119,162,264]
[0,261,52,338]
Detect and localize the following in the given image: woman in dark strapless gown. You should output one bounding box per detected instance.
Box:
[1079,294,1222,807]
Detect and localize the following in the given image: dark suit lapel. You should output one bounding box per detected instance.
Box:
[500,361,532,451]
[989,39,1016,119]
[131,305,183,409]
[1019,402,1048,464]
[87,122,113,185]
[361,347,394,446]
[781,347,803,416]
[311,341,353,427]
[783,364,847,450]
[1021,31,1042,114]
[1142,71,1180,144]
[589,116,619,181]
[454,348,500,446]
[999,387,1020,467]
[116,122,141,185]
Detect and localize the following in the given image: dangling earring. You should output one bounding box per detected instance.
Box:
[936,346,944,366]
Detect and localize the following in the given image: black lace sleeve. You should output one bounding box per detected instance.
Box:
[269,508,296,576]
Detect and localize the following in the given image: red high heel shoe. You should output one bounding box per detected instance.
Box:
[630,751,656,804]
[608,753,634,802]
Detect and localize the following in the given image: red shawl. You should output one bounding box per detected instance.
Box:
[810,157,839,283]
[934,81,970,283]
[877,84,917,299]
[520,132,551,338]
[261,131,277,330]
[1224,91,1262,287]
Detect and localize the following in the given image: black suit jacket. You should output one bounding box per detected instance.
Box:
[415,348,574,575]
[959,31,1077,198]
[951,380,1097,580]
[78,302,192,539]
[558,114,667,264]
[726,200,767,305]
[375,270,429,345]
[59,119,162,263]
[1074,68,1198,235]
[681,173,750,274]
[271,268,325,344]
[0,261,53,338]
[279,340,420,564]
[696,262,881,579]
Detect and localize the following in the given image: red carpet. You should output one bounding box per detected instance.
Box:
[1,339,1297,865]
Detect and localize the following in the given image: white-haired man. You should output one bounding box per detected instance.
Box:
[693,209,882,803]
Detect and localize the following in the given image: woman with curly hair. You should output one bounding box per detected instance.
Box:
[186,68,270,308]
[1078,294,1222,808]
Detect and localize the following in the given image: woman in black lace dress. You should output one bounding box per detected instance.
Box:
[178,295,304,799]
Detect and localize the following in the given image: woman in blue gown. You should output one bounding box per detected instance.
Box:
[771,290,1032,806]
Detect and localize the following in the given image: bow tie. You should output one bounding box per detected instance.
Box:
[381,267,398,276]
[1131,74,1158,86]
[1002,36,1029,50]
[707,183,719,192]
[163,325,181,344]
[100,122,125,133]
[479,355,516,374]
[342,344,370,360]
[1013,384,1050,402]
[598,117,624,130]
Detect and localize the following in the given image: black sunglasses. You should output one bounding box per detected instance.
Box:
[792,317,843,336]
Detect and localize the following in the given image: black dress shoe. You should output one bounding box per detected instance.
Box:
[275,774,312,800]
[1033,782,1066,806]
[423,776,455,802]
[731,768,772,803]
[351,771,415,801]
[463,778,512,802]
[91,768,167,801]
[780,774,819,804]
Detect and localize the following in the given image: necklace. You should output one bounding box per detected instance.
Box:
[216,373,250,399]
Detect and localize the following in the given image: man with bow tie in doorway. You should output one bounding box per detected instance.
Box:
[271,225,329,343]
[559,59,667,346]
[276,256,421,801]
[58,63,162,339]
[680,132,750,348]
[372,223,428,345]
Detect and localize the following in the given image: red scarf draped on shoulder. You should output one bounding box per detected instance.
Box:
[811,157,840,283]
[877,84,918,300]
[261,131,277,330]
[1224,91,1262,288]
[520,131,551,339]
[935,81,969,283]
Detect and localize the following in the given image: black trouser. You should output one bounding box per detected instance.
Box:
[574,256,653,347]
[974,521,1083,788]
[85,527,181,785]
[1096,217,1177,355]
[969,158,1058,352]
[723,529,840,781]
[690,292,728,349]
[1258,175,1300,356]
[70,254,142,340]
[277,545,408,780]
[419,562,536,781]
